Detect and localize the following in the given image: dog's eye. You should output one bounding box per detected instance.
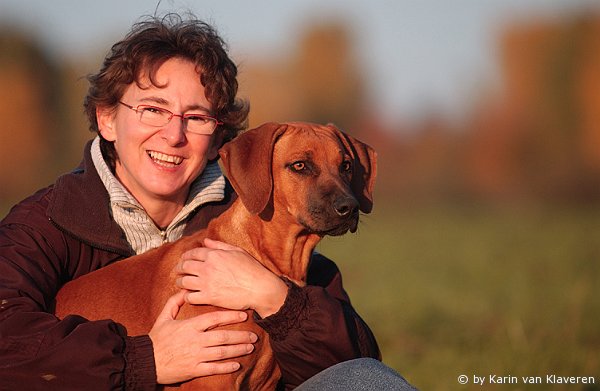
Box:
[291,161,306,171]
[341,160,352,172]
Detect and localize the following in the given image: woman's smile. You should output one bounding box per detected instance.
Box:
[147,150,184,168]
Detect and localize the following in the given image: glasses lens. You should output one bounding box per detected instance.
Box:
[139,106,171,126]
[185,115,218,135]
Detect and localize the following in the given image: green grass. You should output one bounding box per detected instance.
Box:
[4,196,599,390]
[316,204,600,390]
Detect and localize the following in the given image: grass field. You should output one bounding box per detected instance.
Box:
[316,203,600,390]
[2,198,598,390]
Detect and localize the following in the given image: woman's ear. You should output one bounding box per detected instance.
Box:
[96,107,117,141]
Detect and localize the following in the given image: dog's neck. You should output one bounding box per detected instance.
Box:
[205,199,320,283]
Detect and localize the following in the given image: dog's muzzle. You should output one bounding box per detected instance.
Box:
[302,193,360,236]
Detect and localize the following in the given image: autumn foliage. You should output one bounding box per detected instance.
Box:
[2,12,600,212]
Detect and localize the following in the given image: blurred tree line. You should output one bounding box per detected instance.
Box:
[1,11,600,215]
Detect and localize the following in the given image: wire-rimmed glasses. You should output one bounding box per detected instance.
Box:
[119,101,222,135]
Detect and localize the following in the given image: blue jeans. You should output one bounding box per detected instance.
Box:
[295,358,418,390]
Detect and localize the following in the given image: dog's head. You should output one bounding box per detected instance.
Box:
[219,122,377,236]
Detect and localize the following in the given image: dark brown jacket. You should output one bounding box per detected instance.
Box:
[0,141,380,390]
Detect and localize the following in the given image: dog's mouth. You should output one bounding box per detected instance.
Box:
[301,211,359,237]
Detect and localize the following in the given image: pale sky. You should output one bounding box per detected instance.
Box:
[2,0,599,127]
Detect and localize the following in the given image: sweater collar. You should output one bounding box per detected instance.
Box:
[90,137,225,223]
[89,137,225,254]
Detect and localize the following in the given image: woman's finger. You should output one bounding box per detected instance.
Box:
[198,342,255,362]
[193,361,241,378]
[176,275,203,291]
[200,329,258,347]
[156,290,187,322]
[180,246,211,264]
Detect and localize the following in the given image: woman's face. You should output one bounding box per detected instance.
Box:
[97,57,219,208]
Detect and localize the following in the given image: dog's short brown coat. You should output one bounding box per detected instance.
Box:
[55,122,377,390]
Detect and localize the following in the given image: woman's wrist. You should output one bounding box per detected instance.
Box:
[252,275,289,318]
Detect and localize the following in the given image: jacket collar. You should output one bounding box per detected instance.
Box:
[47,140,133,256]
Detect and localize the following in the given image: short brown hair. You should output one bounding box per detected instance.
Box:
[83,13,249,165]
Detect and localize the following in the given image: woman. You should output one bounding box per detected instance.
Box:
[0,13,415,390]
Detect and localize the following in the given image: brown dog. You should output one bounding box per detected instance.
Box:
[55,121,377,390]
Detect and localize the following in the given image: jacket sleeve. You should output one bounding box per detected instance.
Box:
[0,209,156,390]
[256,253,381,389]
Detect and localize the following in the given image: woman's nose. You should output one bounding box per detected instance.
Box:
[160,116,186,145]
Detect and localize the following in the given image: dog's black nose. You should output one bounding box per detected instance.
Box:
[334,196,359,217]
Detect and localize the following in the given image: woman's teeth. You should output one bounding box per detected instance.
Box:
[148,151,183,167]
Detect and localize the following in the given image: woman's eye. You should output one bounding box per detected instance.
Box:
[186,115,209,124]
[143,107,163,114]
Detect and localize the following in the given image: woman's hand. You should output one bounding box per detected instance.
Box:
[175,238,288,318]
[149,291,258,385]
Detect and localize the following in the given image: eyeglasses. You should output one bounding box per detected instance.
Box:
[118,101,223,135]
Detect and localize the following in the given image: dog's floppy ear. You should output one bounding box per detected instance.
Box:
[328,124,378,213]
[219,122,288,214]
